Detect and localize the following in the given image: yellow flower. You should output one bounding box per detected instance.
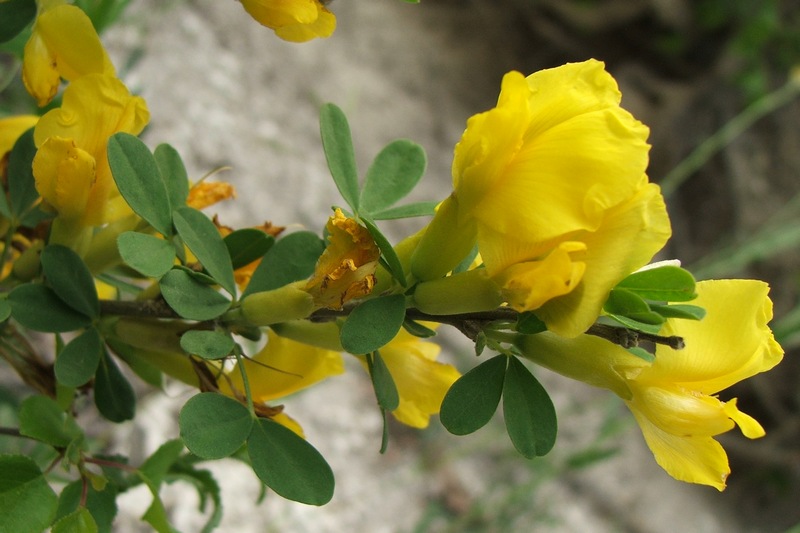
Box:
[305,208,380,309]
[239,0,336,42]
[0,115,39,156]
[222,329,344,404]
[516,279,783,490]
[32,73,149,228]
[361,327,461,429]
[22,3,115,106]
[411,60,671,337]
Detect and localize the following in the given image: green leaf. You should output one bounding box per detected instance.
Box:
[107,132,173,236]
[360,139,426,214]
[319,103,359,212]
[0,300,12,322]
[159,269,231,321]
[369,201,438,220]
[627,346,655,362]
[139,439,184,487]
[19,395,80,447]
[440,355,506,435]
[180,330,235,360]
[402,318,436,338]
[51,507,98,533]
[173,206,236,295]
[616,265,697,302]
[516,312,547,334]
[502,356,557,458]
[0,0,36,44]
[367,351,399,411]
[247,418,334,505]
[153,143,189,209]
[242,231,325,297]
[604,288,665,326]
[94,350,136,423]
[117,232,176,278]
[7,127,38,219]
[180,393,252,459]
[224,228,274,270]
[55,327,103,388]
[340,294,406,354]
[55,481,117,533]
[0,455,58,533]
[360,216,406,287]
[649,303,706,321]
[8,284,92,332]
[604,314,663,335]
[41,245,99,318]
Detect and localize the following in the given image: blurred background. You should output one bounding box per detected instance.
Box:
[2,0,799,531]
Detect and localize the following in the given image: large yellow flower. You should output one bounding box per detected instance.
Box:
[239,0,336,42]
[515,279,783,490]
[22,2,115,106]
[411,60,671,337]
[32,73,149,228]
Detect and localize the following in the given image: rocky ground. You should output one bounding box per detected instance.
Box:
[90,0,800,531]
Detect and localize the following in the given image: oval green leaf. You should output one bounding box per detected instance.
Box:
[173,206,236,295]
[41,244,99,318]
[7,126,38,218]
[360,139,426,214]
[55,327,103,388]
[8,284,92,332]
[367,351,399,411]
[649,303,706,321]
[502,356,557,458]
[117,232,176,278]
[94,350,136,423]
[369,200,438,220]
[248,418,334,505]
[160,269,231,321]
[0,455,58,533]
[360,216,406,287]
[107,132,173,237]
[616,265,697,302]
[179,330,235,360]
[340,294,406,354]
[180,393,253,459]
[51,507,98,533]
[439,354,506,435]
[55,480,117,533]
[154,143,189,209]
[224,228,274,270]
[19,395,80,447]
[242,231,325,297]
[319,103,359,213]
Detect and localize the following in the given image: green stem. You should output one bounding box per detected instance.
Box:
[660,74,800,197]
[233,344,256,419]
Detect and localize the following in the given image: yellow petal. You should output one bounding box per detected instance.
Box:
[628,406,730,491]
[32,136,95,220]
[272,411,305,439]
[275,6,336,42]
[22,4,114,106]
[240,0,320,28]
[494,241,586,310]
[0,115,38,156]
[534,181,671,337]
[722,398,765,439]
[647,279,784,394]
[222,329,343,403]
[187,181,237,209]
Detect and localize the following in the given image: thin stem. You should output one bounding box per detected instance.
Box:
[0,426,23,438]
[84,456,137,472]
[660,74,800,197]
[233,344,256,419]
